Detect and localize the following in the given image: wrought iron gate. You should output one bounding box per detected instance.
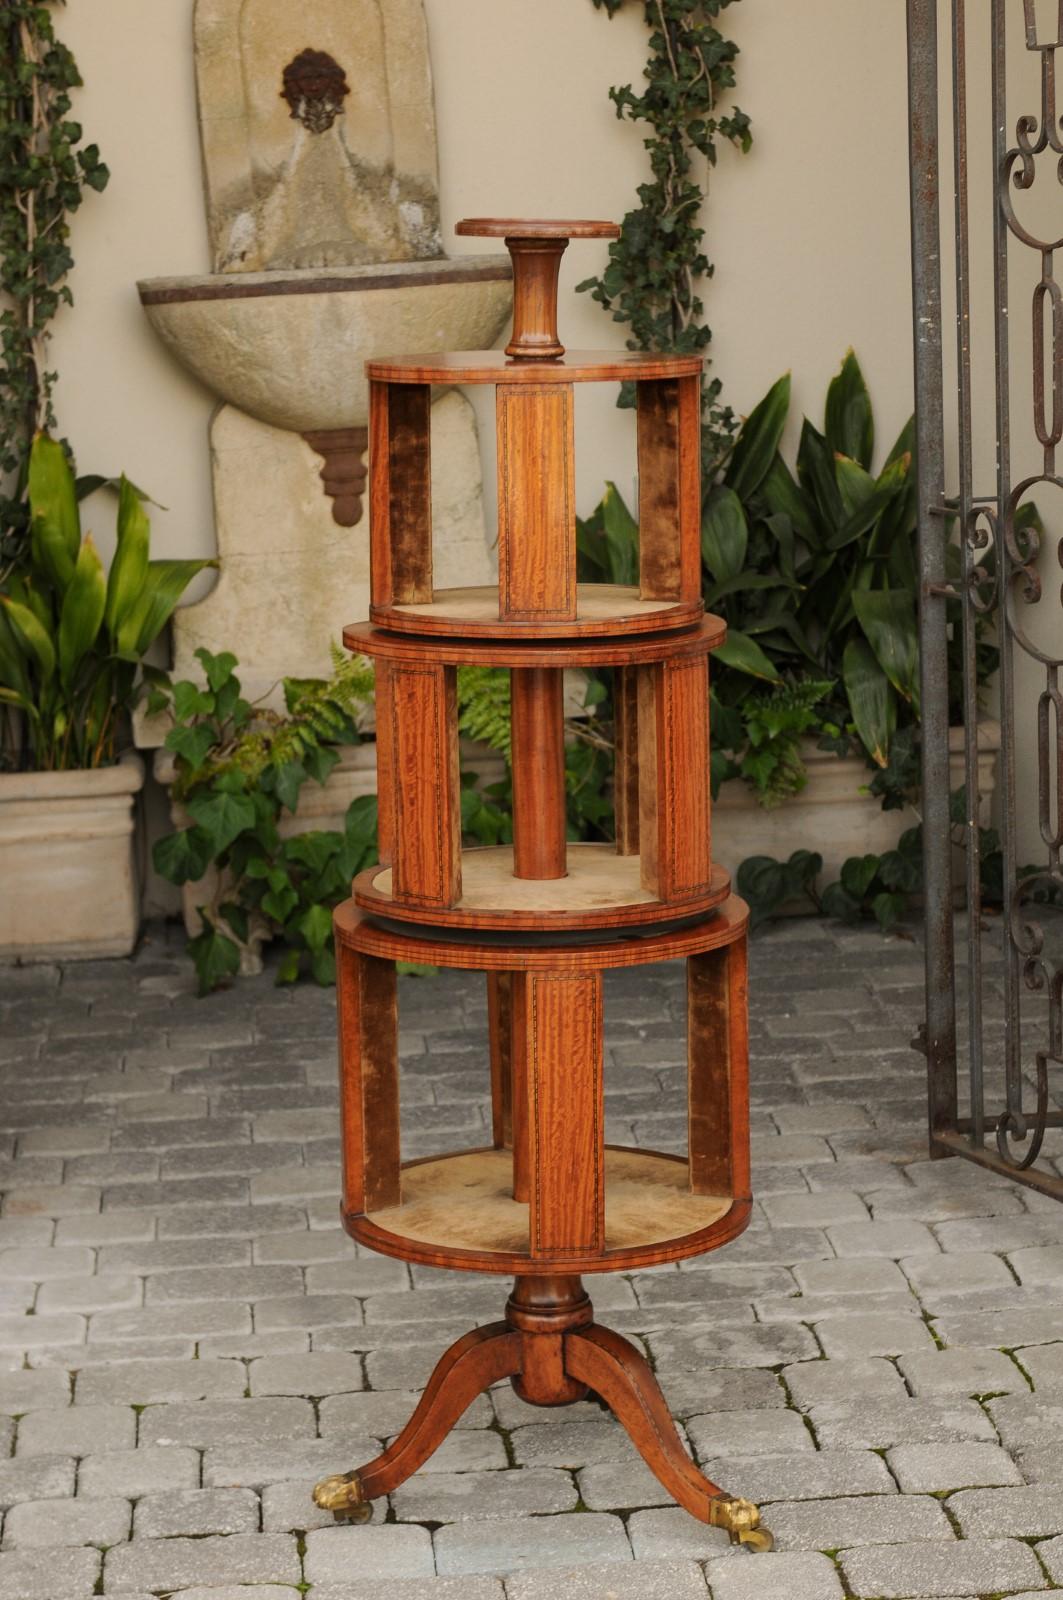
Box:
[909,0,1063,1196]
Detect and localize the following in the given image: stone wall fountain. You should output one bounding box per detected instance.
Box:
[137,0,513,707]
[136,0,512,940]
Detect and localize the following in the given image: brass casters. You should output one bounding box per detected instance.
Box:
[709,1496,774,1553]
[312,1472,372,1524]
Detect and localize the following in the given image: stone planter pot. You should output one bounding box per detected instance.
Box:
[155,738,506,969]
[711,721,1002,895]
[0,755,145,962]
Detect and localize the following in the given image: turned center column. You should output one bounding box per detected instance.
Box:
[506,1275,592,1406]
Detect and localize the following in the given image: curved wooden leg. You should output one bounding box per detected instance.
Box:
[564,1323,773,1551]
[313,1321,522,1521]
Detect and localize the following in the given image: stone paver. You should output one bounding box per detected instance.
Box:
[705,1550,844,1600]
[840,1536,1046,1597]
[886,1441,1023,1494]
[3,918,1063,1592]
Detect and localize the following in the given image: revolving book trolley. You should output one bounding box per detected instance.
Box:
[313,218,772,1553]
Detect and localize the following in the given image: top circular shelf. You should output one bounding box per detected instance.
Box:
[456,218,621,240]
[366,349,704,385]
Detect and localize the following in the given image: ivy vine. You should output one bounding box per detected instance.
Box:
[0,2,109,565]
[580,0,750,470]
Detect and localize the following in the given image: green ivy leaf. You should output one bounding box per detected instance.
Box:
[194,647,238,692]
[152,826,212,886]
[275,947,302,985]
[298,903,333,954]
[164,722,216,771]
[171,680,214,720]
[186,925,241,995]
[186,789,256,856]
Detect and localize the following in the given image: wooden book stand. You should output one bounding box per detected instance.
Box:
[313,219,773,1555]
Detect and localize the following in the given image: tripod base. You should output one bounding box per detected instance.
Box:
[313,1275,773,1551]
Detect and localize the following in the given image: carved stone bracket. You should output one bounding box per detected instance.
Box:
[303,426,369,527]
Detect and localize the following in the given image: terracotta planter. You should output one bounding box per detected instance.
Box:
[0,755,145,962]
[711,721,1002,895]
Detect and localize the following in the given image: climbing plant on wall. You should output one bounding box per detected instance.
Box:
[0,2,109,566]
[581,0,750,472]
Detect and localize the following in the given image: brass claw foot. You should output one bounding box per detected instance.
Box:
[709,1496,774,1552]
[312,1471,372,1524]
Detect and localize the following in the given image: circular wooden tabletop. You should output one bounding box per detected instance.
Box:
[456,218,620,240]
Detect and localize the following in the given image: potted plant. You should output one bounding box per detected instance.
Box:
[577,353,1016,905]
[0,435,212,960]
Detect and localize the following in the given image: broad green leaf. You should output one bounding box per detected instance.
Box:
[758,454,821,547]
[853,588,920,708]
[153,826,212,885]
[186,788,256,855]
[599,482,639,585]
[1,597,56,685]
[311,947,336,986]
[841,854,882,900]
[700,486,748,583]
[575,503,608,581]
[195,647,238,693]
[827,455,911,551]
[104,478,150,639]
[726,374,791,500]
[842,635,896,767]
[797,420,844,527]
[0,605,31,696]
[298,902,333,954]
[703,573,799,608]
[834,455,877,521]
[712,630,782,682]
[171,680,214,720]
[273,760,307,813]
[825,350,874,470]
[262,880,299,923]
[821,881,864,924]
[164,722,216,769]
[219,901,249,943]
[58,536,106,688]
[187,925,240,995]
[284,830,338,875]
[117,560,217,659]
[872,890,908,930]
[304,744,340,786]
[28,434,80,591]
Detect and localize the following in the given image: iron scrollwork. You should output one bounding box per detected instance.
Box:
[992,15,1063,1171]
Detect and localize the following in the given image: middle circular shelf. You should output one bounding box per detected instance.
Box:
[370,583,704,640]
[343,612,725,666]
[355,846,731,932]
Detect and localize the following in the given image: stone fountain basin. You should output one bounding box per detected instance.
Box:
[138,256,513,433]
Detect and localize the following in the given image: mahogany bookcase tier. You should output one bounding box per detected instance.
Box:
[333,897,751,1276]
[312,218,772,1555]
[344,619,723,926]
[367,354,701,636]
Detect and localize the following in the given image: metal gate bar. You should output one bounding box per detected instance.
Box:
[909,0,1063,1197]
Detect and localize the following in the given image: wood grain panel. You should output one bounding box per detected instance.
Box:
[637,657,711,900]
[373,661,394,868]
[637,375,701,604]
[496,384,576,621]
[687,939,750,1198]
[514,970,604,1259]
[338,945,400,1215]
[369,380,432,608]
[487,972,513,1151]
[613,666,640,857]
[389,663,461,908]
[511,668,567,879]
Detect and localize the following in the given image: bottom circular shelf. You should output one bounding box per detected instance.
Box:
[355,846,730,932]
[346,1146,751,1275]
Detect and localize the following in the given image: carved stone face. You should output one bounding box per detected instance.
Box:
[280,48,350,134]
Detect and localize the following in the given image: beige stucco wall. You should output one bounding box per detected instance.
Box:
[49,0,914,567]
[44,1,1047,864]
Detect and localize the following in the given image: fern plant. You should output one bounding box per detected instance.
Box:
[713,678,835,808]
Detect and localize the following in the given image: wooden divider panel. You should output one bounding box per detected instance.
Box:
[373,661,395,868]
[637,374,701,604]
[513,970,604,1259]
[613,665,640,857]
[496,384,576,620]
[687,940,751,1198]
[338,945,401,1215]
[388,662,461,908]
[637,656,712,900]
[487,972,513,1151]
[370,381,432,607]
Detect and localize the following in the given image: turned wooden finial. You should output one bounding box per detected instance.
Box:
[455,218,620,360]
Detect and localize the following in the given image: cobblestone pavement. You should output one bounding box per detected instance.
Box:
[1,914,1063,1599]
